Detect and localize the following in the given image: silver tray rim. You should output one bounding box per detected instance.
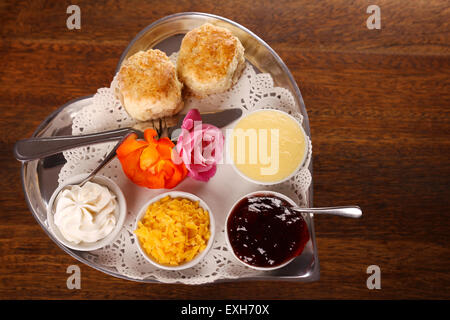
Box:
[20,12,320,284]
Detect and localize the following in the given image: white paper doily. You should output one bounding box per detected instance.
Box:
[57,55,312,284]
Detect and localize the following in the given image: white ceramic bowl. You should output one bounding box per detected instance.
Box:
[46,174,127,251]
[227,109,308,185]
[225,190,303,271]
[134,191,215,271]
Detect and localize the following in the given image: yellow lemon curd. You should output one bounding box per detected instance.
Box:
[230,109,307,183]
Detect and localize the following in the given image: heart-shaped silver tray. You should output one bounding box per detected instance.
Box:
[20,12,319,283]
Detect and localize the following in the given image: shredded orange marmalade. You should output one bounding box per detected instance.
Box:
[135,196,210,266]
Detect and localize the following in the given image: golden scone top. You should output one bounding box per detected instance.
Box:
[117,49,181,101]
[116,49,183,121]
[177,23,244,85]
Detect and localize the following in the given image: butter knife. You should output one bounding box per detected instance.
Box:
[14,108,242,162]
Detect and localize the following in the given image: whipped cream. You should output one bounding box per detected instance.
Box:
[53,181,117,244]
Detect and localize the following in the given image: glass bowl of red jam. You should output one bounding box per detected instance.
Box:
[225,191,311,271]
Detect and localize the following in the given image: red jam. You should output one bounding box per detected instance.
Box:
[227,194,310,268]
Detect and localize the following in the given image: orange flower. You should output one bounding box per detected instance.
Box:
[116,129,187,189]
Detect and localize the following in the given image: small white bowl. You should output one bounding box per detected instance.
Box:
[225,190,303,271]
[134,191,215,271]
[47,174,127,251]
[227,109,309,185]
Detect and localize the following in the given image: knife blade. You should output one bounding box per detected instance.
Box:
[168,108,243,141]
[14,108,243,161]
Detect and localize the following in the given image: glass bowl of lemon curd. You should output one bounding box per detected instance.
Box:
[227,109,308,185]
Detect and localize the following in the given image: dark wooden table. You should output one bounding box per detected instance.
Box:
[0,0,448,299]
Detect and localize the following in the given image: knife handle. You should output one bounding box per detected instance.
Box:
[14,128,135,161]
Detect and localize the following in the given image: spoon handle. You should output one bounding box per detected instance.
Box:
[292,206,362,218]
[80,140,124,187]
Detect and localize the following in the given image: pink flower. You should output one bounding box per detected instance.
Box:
[176,109,224,182]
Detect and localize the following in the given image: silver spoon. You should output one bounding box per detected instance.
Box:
[50,139,123,210]
[74,140,123,189]
[288,205,362,218]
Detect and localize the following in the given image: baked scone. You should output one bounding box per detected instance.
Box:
[177,23,245,97]
[116,49,184,121]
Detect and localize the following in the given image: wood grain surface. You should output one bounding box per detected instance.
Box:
[0,0,449,299]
